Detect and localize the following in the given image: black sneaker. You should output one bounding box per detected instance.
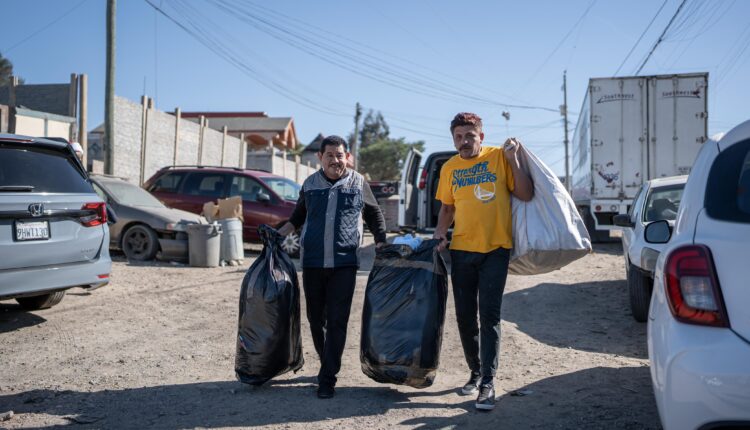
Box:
[475,383,496,411]
[317,383,335,399]
[461,372,482,395]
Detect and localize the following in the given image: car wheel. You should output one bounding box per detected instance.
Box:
[628,263,652,322]
[16,291,66,310]
[122,224,159,261]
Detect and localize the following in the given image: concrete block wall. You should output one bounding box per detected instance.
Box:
[176,119,201,166]
[200,129,223,166]
[145,107,176,182]
[223,133,242,167]
[112,96,244,184]
[112,97,144,180]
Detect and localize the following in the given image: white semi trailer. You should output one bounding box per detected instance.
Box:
[570,73,708,242]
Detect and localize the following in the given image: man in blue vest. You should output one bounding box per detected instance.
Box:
[279,135,386,399]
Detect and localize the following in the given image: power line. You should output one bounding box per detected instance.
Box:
[613,0,668,76]
[211,0,560,112]
[3,0,90,53]
[145,0,349,116]
[231,0,535,107]
[634,0,689,75]
[515,0,596,96]
[665,0,737,70]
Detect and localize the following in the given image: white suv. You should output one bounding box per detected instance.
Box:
[614,175,687,322]
[645,120,750,429]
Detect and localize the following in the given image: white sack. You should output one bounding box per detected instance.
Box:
[509,144,592,275]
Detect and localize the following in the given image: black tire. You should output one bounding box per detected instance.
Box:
[16,291,66,310]
[581,207,614,243]
[122,224,159,261]
[628,263,653,322]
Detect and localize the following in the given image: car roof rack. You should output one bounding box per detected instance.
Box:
[159,165,271,173]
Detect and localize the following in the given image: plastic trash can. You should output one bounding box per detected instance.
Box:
[187,223,222,267]
[218,218,244,262]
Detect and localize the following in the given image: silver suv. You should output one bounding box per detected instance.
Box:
[0,134,111,310]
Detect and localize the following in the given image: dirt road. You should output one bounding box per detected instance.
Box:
[0,236,660,429]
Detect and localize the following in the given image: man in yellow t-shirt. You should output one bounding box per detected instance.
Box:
[434,112,533,411]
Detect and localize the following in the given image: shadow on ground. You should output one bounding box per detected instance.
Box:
[0,367,659,429]
[402,366,660,430]
[0,303,47,334]
[0,379,453,429]
[503,280,648,358]
[592,242,624,257]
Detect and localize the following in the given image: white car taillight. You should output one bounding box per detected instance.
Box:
[664,245,729,327]
[80,202,107,227]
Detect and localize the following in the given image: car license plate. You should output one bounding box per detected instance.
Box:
[15,220,50,241]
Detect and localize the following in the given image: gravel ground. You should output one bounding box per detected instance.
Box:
[0,234,660,429]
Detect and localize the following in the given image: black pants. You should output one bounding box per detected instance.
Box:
[302,266,358,387]
[450,247,511,379]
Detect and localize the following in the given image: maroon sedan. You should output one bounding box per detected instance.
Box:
[144,166,300,255]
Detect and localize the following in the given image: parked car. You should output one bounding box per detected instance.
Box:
[613,175,687,322]
[144,166,301,255]
[644,120,750,429]
[0,134,111,310]
[89,175,203,261]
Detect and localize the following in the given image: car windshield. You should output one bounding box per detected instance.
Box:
[99,179,164,208]
[261,177,300,201]
[643,184,684,222]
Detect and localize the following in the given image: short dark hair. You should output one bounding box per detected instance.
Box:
[450,112,483,134]
[319,135,349,153]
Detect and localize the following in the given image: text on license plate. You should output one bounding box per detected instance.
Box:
[15,220,50,241]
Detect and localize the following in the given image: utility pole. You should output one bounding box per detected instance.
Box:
[562,70,571,193]
[352,102,362,170]
[79,74,88,169]
[104,0,116,175]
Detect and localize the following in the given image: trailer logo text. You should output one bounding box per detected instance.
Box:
[596,93,634,104]
[661,89,701,99]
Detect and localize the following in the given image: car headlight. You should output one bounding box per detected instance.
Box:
[165,222,187,232]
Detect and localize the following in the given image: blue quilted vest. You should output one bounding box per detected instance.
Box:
[300,169,365,268]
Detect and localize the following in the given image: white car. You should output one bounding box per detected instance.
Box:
[614,176,687,322]
[645,120,750,429]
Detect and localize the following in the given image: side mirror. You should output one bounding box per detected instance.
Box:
[257,192,271,203]
[613,214,634,228]
[644,220,671,244]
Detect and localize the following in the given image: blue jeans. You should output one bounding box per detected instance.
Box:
[450,247,511,379]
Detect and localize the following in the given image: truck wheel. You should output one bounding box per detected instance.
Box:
[628,263,652,322]
[16,291,66,310]
[582,207,613,243]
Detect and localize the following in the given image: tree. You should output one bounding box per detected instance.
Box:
[359,137,424,181]
[359,110,389,149]
[349,110,423,180]
[0,52,21,87]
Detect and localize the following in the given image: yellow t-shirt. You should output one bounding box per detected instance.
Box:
[435,146,515,253]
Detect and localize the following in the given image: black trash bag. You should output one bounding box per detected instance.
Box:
[235,224,303,385]
[360,239,448,388]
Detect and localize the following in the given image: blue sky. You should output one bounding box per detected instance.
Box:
[2,0,748,175]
